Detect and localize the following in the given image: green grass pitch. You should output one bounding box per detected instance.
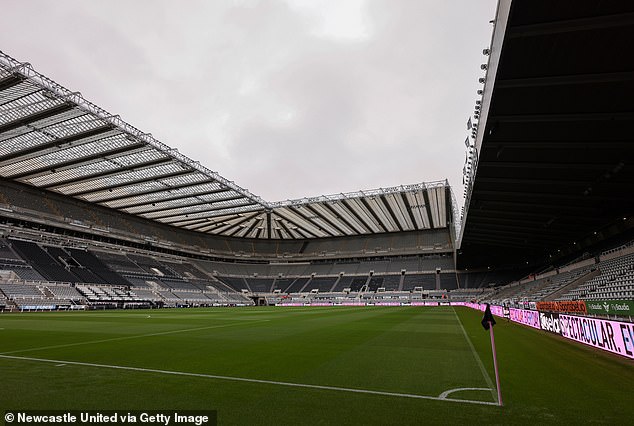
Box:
[0,306,632,425]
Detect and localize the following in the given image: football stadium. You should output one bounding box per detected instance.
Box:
[1,1,633,425]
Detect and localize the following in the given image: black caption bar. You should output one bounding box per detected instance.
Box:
[3,411,216,426]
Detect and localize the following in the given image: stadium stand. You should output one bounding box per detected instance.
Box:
[46,285,85,302]
[217,277,249,292]
[478,242,634,307]
[0,281,85,310]
[129,289,162,302]
[349,277,368,292]
[402,274,436,291]
[0,283,44,298]
[0,240,20,260]
[161,261,208,280]
[0,240,48,282]
[245,278,275,293]
[93,251,148,275]
[558,250,634,302]
[330,275,352,292]
[160,278,198,291]
[9,240,79,283]
[67,249,131,285]
[380,275,401,291]
[283,277,310,293]
[367,276,384,292]
[304,277,338,292]
[0,24,631,315]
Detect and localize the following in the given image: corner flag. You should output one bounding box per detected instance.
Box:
[481,303,502,406]
[481,303,496,330]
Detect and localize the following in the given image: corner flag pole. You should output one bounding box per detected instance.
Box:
[488,321,503,406]
[481,303,502,406]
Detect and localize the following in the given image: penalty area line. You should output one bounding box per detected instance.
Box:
[0,354,499,407]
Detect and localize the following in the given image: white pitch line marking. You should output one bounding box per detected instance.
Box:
[0,354,499,407]
[55,363,66,367]
[0,320,270,355]
[451,307,498,403]
[438,387,492,399]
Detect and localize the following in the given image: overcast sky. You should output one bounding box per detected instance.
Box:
[1,0,497,207]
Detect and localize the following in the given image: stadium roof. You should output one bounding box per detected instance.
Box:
[459,0,634,268]
[0,51,452,240]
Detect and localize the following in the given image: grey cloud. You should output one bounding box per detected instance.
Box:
[0,0,497,208]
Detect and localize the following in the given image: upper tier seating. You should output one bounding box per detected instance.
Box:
[558,252,634,301]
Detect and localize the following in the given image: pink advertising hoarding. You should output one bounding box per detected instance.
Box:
[463,303,503,318]
[491,305,504,317]
[509,308,540,329]
[463,304,634,360]
[558,314,634,360]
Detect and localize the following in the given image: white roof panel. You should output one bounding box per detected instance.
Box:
[0,50,453,240]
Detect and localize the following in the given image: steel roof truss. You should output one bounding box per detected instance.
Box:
[343,198,382,233]
[273,209,322,238]
[209,212,261,235]
[107,185,227,210]
[325,201,368,234]
[400,192,420,231]
[380,194,407,231]
[404,191,425,229]
[306,203,355,235]
[232,216,263,238]
[0,74,24,92]
[88,175,214,204]
[273,218,293,239]
[147,200,259,221]
[0,82,40,108]
[124,193,243,215]
[49,158,178,194]
[289,205,339,237]
[7,141,145,181]
[0,102,74,134]
[3,134,143,179]
[365,196,398,232]
[0,125,116,167]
